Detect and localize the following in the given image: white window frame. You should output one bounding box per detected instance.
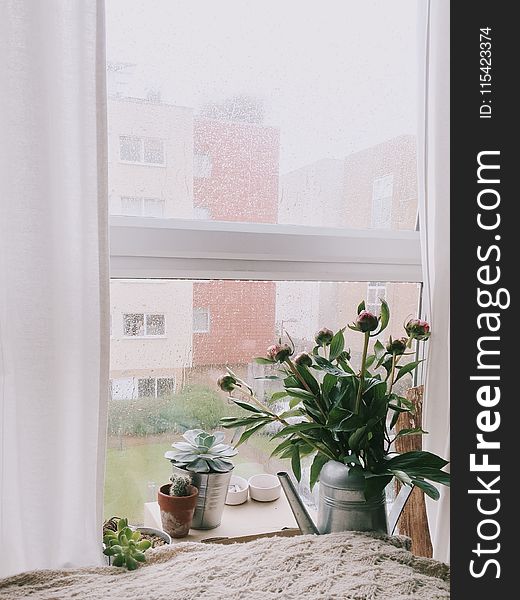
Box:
[122,312,166,338]
[193,307,210,333]
[119,136,166,167]
[109,217,422,283]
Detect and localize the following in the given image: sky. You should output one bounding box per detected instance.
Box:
[105,0,420,173]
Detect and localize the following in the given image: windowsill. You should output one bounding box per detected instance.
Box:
[143,492,308,543]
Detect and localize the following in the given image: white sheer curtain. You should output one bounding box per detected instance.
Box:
[0,0,109,577]
[417,0,450,563]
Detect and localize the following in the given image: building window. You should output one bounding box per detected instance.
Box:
[119,196,165,217]
[193,153,213,178]
[366,282,387,314]
[123,313,165,337]
[137,377,175,398]
[119,136,165,165]
[193,206,211,220]
[371,174,394,229]
[193,307,210,333]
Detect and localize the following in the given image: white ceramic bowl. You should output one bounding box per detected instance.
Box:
[248,474,281,502]
[225,475,249,505]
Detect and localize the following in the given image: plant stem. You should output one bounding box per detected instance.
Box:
[286,359,313,394]
[354,332,370,414]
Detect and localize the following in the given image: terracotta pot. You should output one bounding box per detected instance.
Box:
[158,484,199,538]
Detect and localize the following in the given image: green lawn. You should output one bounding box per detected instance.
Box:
[104,435,282,524]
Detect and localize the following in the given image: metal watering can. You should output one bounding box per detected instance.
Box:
[278,461,412,535]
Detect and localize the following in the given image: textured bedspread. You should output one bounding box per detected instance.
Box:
[0,531,450,599]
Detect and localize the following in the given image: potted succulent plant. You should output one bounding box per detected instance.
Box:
[164,429,237,529]
[158,473,199,538]
[103,517,152,570]
[218,300,450,534]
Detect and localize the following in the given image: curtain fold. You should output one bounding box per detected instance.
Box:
[0,0,109,577]
[417,0,450,563]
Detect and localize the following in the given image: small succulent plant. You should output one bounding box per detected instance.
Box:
[103,517,151,570]
[165,429,237,473]
[170,473,192,497]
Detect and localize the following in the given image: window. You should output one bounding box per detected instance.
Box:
[366,281,387,313]
[119,136,165,165]
[105,0,423,524]
[194,153,212,178]
[118,197,165,217]
[193,307,210,333]
[123,313,165,337]
[371,175,394,229]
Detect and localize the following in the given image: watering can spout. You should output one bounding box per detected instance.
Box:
[277,472,319,535]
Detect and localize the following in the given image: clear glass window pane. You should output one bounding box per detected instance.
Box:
[193,307,209,333]
[106,279,421,523]
[120,135,142,162]
[107,1,419,228]
[193,153,212,178]
[143,138,164,164]
[157,377,175,397]
[143,198,165,217]
[121,196,143,216]
[145,314,165,336]
[123,313,144,336]
[138,378,156,398]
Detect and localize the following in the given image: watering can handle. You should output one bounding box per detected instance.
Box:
[387,484,414,535]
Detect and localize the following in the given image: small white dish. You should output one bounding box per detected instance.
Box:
[225,475,249,505]
[248,474,281,502]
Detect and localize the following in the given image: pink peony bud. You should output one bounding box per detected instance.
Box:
[314,327,334,346]
[356,310,379,333]
[267,343,292,363]
[405,318,431,341]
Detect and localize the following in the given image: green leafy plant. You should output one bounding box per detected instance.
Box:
[169,473,192,497]
[103,517,151,570]
[164,429,237,473]
[218,301,449,500]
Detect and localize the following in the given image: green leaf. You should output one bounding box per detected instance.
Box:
[231,399,265,414]
[295,365,321,396]
[364,474,392,500]
[349,426,367,450]
[112,554,125,567]
[365,354,376,368]
[270,437,295,457]
[385,451,449,471]
[288,396,301,409]
[394,427,428,439]
[322,373,337,402]
[357,300,366,314]
[236,421,269,446]
[388,403,410,413]
[137,540,152,551]
[272,422,324,439]
[329,329,345,361]
[271,391,288,401]
[254,357,275,365]
[310,453,329,489]
[278,408,303,419]
[254,375,280,380]
[313,356,353,378]
[411,478,440,500]
[406,468,450,486]
[394,360,424,382]
[373,339,386,360]
[291,448,302,481]
[220,415,268,428]
[285,387,316,400]
[379,299,390,332]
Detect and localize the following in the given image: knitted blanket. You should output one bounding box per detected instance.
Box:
[0,532,450,600]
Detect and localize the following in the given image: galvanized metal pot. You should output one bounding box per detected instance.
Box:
[171,464,232,529]
[317,460,388,534]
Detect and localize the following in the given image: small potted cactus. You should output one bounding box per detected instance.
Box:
[164,429,237,529]
[157,473,199,538]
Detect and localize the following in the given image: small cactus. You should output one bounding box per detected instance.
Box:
[170,473,192,497]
